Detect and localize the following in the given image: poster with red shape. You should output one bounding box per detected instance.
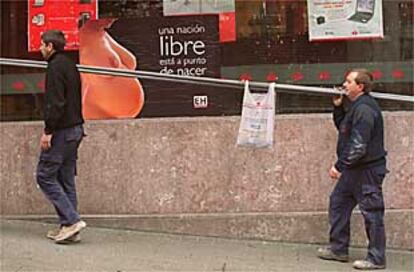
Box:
[219,12,236,42]
[28,0,98,52]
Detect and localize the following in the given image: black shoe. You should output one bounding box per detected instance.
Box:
[317,247,349,262]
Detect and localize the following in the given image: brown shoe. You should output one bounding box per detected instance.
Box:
[353,260,386,270]
[46,228,61,240]
[47,228,81,243]
[317,247,349,262]
[54,220,86,242]
[55,232,81,244]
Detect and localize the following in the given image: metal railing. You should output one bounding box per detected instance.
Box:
[1,57,413,103]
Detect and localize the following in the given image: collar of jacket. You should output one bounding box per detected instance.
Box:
[46,51,61,63]
[351,93,371,106]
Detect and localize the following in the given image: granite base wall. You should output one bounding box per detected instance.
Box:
[1,113,413,249]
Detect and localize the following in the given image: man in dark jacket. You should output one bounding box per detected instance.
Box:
[317,69,387,270]
[37,30,86,244]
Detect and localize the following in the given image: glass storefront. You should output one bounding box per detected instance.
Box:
[1,0,413,121]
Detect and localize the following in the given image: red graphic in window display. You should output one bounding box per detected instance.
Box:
[12,81,25,91]
[266,72,278,81]
[291,72,304,81]
[37,80,45,91]
[219,12,236,42]
[240,73,252,81]
[392,70,405,79]
[28,0,98,52]
[318,71,331,81]
[371,70,383,80]
[79,19,144,119]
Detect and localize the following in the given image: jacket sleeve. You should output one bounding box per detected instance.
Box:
[333,105,345,130]
[334,104,375,172]
[44,65,66,135]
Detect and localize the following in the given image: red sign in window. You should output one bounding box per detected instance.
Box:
[28,0,98,52]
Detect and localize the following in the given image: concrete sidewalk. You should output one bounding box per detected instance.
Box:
[1,219,413,272]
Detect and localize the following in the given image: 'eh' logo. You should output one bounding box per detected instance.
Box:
[193,95,208,108]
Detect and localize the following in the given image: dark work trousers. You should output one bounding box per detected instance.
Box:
[329,164,387,265]
[36,125,84,226]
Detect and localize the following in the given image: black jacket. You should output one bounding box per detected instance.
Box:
[44,52,84,134]
[333,94,386,172]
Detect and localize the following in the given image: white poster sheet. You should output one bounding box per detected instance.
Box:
[163,0,235,16]
[307,0,383,41]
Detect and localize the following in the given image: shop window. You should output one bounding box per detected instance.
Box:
[0,0,412,121]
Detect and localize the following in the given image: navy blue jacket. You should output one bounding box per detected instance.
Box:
[333,94,386,172]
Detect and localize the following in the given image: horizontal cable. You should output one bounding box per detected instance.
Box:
[1,57,413,103]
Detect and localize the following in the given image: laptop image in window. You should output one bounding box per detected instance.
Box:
[348,0,375,23]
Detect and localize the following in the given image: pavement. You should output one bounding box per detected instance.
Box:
[1,219,413,272]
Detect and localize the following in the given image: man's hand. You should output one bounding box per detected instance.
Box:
[329,165,341,180]
[40,133,52,151]
[333,94,343,107]
[333,87,344,106]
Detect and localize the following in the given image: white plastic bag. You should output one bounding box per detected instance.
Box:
[236,81,275,148]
